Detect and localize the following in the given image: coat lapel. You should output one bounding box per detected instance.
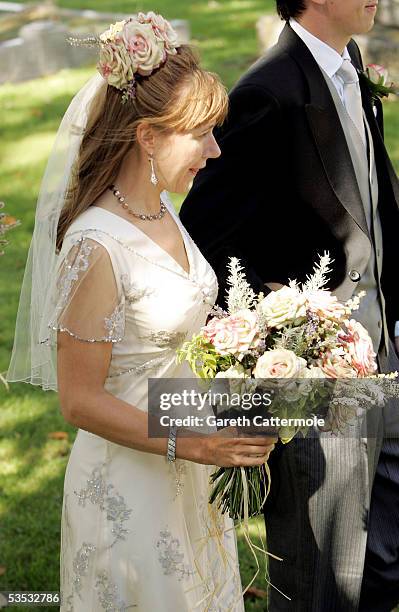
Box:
[277,25,370,237]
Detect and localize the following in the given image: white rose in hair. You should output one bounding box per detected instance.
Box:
[100,20,126,43]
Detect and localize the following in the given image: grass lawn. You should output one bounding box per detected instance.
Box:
[0,1,398,610]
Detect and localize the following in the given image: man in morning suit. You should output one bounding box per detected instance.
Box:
[180,0,399,609]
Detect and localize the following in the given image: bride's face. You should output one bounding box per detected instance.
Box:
[153,124,221,194]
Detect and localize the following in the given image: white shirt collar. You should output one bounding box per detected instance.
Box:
[289,18,350,78]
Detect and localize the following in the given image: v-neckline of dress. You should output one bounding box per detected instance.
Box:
[92,202,193,278]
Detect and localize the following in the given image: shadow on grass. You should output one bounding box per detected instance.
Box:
[0,472,66,612]
[0,384,75,610]
[0,91,84,144]
[0,382,270,612]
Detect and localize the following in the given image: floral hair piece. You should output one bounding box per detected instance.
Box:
[68,12,181,103]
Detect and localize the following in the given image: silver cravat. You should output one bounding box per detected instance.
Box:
[335,59,366,148]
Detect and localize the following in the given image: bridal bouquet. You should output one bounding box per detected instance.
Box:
[178,254,398,521]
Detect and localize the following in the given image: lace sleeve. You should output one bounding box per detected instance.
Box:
[47,236,125,343]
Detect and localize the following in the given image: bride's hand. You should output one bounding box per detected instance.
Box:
[190,427,278,467]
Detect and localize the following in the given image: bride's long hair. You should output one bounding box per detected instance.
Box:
[56,45,228,251]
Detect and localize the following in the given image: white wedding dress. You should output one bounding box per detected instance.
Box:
[52,202,244,611]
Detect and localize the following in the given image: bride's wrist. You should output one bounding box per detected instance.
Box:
[175,433,207,464]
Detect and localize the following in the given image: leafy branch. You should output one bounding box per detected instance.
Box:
[226,257,256,314]
[302,252,333,292]
[177,334,219,379]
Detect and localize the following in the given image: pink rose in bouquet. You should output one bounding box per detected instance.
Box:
[305,290,348,322]
[319,351,358,378]
[338,319,377,377]
[203,309,259,359]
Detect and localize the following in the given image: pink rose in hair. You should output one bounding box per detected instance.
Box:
[122,21,164,76]
[137,11,180,53]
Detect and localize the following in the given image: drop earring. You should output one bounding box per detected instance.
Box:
[149,154,158,186]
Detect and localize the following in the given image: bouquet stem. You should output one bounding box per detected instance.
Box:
[209,463,271,521]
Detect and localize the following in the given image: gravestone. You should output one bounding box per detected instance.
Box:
[0,20,95,83]
[0,7,191,84]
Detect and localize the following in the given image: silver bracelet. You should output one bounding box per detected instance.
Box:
[166,425,177,463]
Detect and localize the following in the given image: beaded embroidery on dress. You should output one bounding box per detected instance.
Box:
[58,203,244,611]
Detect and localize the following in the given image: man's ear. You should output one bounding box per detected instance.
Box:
[136,122,155,155]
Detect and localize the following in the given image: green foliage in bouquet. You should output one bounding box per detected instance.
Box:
[266,380,331,443]
[177,333,221,378]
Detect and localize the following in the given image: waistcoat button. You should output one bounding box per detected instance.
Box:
[349,270,361,282]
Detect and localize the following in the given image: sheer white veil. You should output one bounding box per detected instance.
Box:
[7,74,105,391]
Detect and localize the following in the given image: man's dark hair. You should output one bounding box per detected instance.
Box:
[276,0,307,21]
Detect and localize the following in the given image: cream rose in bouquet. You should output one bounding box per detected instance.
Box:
[257,285,307,329]
[253,348,307,378]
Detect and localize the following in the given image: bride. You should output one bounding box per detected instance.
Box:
[7,12,276,611]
